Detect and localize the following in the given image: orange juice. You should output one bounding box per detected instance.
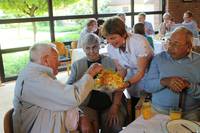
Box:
[142,101,152,120]
[170,111,182,120]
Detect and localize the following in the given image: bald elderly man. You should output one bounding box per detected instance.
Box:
[144,27,200,121]
[13,43,103,133]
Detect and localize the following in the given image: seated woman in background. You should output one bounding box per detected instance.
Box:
[133,22,154,49]
[67,33,127,133]
[159,12,175,37]
[78,18,98,48]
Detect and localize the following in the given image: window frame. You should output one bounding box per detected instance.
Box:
[0,0,166,82]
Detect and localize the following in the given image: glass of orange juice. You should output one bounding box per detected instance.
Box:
[169,107,182,120]
[142,100,152,120]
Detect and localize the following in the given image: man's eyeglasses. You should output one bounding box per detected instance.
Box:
[166,39,186,49]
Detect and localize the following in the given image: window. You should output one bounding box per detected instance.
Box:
[134,0,162,12]
[54,19,89,42]
[0,22,51,49]
[3,51,29,78]
[98,0,131,14]
[53,0,93,16]
[0,1,48,19]
[0,0,165,82]
[134,14,162,31]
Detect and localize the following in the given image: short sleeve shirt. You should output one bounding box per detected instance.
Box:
[107,33,153,72]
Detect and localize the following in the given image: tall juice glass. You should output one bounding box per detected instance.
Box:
[142,100,152,120]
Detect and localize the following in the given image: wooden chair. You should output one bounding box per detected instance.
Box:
[4,108,14,133]
[53,42,71,75]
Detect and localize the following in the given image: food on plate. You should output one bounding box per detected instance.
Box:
[95,69,124,91]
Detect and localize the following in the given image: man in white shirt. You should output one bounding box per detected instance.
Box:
[13,43,103,133]
[138,12,154,35]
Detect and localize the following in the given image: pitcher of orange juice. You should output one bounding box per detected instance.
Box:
[142,99,152,120]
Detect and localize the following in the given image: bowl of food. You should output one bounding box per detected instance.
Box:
[95,69,125,92]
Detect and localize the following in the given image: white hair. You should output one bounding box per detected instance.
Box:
[81,33,100,48]
[30,43,57,63]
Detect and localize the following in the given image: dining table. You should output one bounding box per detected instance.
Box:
[120,113,200,133]
[120,114,170,133]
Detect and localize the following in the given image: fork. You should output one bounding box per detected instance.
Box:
[181,124,196,133]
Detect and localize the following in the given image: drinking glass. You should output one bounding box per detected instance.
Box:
[169,107,182,120]
[142,100,152,120]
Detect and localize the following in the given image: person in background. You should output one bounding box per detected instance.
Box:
[144,27,200,121]
[159,12,175,37]
[78,18,98,48]
[94,18,105,43]
[117,13,126,23]
[13,43,103,133]
[138,12,154,35]
[182,10,199,38]
[67,33,127,133]
[117,13,132,32]
[134,22,154,49]
[102,17,153,120]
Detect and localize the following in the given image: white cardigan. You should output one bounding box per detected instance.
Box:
[13,62,94,133]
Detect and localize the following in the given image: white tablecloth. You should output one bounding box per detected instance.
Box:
[153,39,166,55]
[120,114,170,133]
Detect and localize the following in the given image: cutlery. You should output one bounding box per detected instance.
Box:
[181,124,195,133]
[192,121,200,127]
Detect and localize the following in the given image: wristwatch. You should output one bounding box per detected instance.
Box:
[125,80,131,88]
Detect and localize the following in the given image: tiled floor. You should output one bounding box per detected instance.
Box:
[0,72,68,133]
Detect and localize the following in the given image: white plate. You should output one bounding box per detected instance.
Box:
[166,119,200,133]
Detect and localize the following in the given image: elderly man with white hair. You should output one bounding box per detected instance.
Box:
[13,43,103,133]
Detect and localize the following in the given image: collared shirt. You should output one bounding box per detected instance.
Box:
[144,21,154,35]
[108,33,153,72]
[107,33,153,97]
[144,51,200,113]
[182,20,199,38]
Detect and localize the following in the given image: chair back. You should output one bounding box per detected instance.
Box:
[4,108,14,133]
[54,42,66,56]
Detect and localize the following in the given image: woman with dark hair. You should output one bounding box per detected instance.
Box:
[134,22,154,49]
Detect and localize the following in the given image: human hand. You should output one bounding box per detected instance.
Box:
[160,76,190,93]
[79,116,93,133]
[117,68,127,79]
[106,104,120,127]
[87,63,103,78]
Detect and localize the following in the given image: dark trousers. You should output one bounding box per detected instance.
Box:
[131,97,140,121]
